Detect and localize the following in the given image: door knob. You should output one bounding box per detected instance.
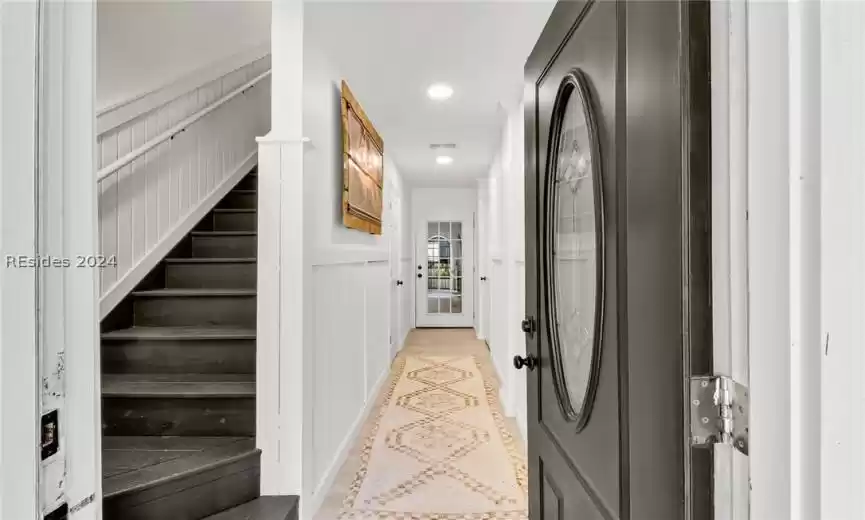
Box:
[521,317,536,336]
[480,276,487,281]
[396,280,404,286]
[513,355,538,371]
[417,273,423,278]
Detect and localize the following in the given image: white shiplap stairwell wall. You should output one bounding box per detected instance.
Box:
[96,55,271,317]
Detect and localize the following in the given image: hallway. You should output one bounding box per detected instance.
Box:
[315,329,528,520]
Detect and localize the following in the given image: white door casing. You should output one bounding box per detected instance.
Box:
[476,179,491,340]
[412,188,476,328]
[0,2,101,518]
[388,192,402,358]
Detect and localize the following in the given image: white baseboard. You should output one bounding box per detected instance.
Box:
[99,151,257,319]
[301,362,392,520]
[492,355,516,418]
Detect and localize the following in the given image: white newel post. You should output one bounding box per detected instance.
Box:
[256,0,310,511]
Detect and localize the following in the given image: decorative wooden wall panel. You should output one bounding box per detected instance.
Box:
[341,81,384,234]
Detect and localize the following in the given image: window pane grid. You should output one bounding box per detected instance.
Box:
[425,220,464,315]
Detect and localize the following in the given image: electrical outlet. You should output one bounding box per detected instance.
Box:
[41,410,59,460]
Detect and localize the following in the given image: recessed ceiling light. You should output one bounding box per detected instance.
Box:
[427,83,454,101]
[436,155,453,165]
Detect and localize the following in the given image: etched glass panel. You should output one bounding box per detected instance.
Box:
[548,74,602,421]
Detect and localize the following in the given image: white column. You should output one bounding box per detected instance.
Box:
[41,2,101,518]
[256,0,310,508]
[1,1,99,518]
[0,2,40,519]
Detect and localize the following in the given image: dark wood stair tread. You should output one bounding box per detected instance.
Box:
[103,326,256,341]
[213,208,256,213]
[103,436,257,498]
[203,496,299,520]
[191,231,257,236]
[103,374,255,398]
[164,257,257,264]
[228,190,257,194]
[131,288,256,297]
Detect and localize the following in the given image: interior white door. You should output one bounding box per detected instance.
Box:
[388,196,402,357]
[415,219,474,327]
[476,185,491,340]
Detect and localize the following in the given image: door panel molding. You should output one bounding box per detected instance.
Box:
[524,1,715,519]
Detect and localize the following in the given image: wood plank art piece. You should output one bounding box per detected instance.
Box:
[341,81,384,234]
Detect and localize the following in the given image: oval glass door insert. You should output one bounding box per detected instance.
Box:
[544,69,605,431]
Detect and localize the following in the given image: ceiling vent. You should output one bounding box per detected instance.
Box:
[429,143,457,150]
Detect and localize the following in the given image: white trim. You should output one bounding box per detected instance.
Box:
[748,2,793,519]
[44,2,101,518]
[492,350,515,418]
[302,363,392,520]
[412,188,477,329]
[98,151,257,318]
[789,1,822,519]
[710,1,750,518]
[0,1,41,518]
[312,249,389,266]
[819,3,864,518]
[96,43,270,135]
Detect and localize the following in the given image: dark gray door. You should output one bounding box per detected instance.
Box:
[518,1,713,519]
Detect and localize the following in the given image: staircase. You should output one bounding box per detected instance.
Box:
[100,168,297,520]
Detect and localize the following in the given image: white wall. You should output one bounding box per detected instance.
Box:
[820,3,865,519]
[96,0,271,111]
[299,30,411,519]
[480,101,527,441]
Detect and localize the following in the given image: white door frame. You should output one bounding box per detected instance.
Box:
[476,179,491,340]
[1,2,41,518]
[819,2,865,518]
[387,181,402,358]
[713,1,828,518]
[1,2,101,519]
[411,188,476,328]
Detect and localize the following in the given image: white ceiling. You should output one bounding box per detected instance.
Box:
[306,1,555,186]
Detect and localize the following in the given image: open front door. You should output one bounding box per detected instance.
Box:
[519,1,745,519]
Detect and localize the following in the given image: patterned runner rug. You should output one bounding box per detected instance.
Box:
[337,355,528,520]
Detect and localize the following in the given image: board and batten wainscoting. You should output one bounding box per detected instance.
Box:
[305,255,393,513]
[96,54,271,318]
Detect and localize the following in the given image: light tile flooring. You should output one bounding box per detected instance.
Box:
[314,328,528,520]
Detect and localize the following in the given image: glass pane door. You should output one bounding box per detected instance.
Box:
[426,221,463,314]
